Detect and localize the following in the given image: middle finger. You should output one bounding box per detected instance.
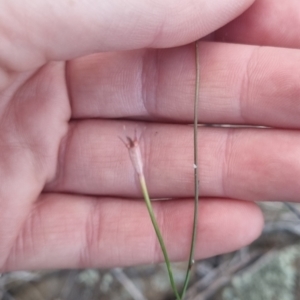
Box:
[68,41,300,128]
[46,120,300,202]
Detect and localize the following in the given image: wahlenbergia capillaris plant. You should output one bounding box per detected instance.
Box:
[123,41,200,299]
[180,40,200,300]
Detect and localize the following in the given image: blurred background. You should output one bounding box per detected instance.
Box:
[1,201,300,300]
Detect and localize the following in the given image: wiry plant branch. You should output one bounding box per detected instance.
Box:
[181,40,200,299]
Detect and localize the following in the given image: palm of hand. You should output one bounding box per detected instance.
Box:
[0,62,70,270]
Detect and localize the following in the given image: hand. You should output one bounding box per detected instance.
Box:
[1,0,293,272]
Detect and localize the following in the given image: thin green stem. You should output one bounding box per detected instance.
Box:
[139,175,181,300]
[180,41,200,299]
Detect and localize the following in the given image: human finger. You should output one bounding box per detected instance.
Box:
[47,120,300,203]
[69,42,300,129]
[0,0,254,75]
[215,0,300,48]
[3,194,263,271]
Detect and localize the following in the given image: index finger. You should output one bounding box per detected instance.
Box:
[0,0,254,73]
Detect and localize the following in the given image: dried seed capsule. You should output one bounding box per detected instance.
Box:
[125,136,144,176]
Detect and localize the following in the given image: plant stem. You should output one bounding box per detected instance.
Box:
[180,41,200,299]
[139,174,181,300]
[122,134,180,298]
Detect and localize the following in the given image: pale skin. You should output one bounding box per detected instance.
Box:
[0,0,299,271]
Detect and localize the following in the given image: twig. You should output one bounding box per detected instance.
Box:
[111,268,147,300]
[58,271,78,300]
[185,250,261,299]
[188,250,274,300]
